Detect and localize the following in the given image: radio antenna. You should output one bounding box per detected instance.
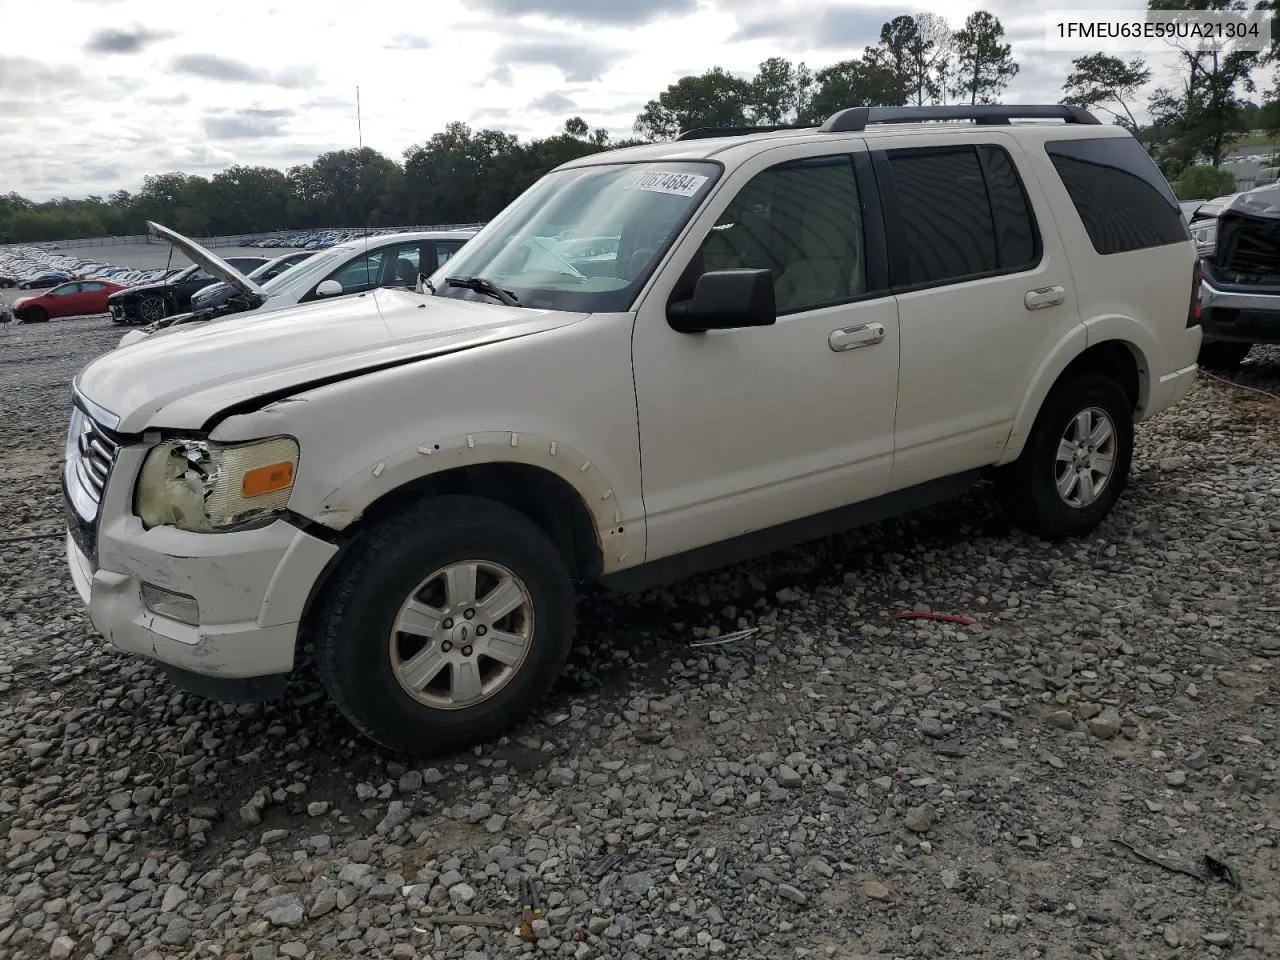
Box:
[356,85,372,283]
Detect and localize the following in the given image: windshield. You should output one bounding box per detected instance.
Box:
[428,161,720,313]
[258,247,348,299]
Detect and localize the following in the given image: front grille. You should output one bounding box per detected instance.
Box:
[64,406,120,525]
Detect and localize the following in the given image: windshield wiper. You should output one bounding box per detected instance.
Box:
[446,275,519,306]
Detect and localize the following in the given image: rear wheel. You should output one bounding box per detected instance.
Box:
[138,296,166,324]
[1197,340,1251,371]
[314,494,576,756]
[996,373,1134,540]
[20,306,48,323]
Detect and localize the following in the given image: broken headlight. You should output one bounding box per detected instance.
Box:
[134,437,299,533]
[1190,218,1217,258]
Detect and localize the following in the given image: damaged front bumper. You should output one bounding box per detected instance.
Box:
[66,470,338,700]
[1194,192,1280,345]
[1199,262,1280,345]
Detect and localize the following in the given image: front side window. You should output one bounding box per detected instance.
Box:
[259,248,347,300]
[429,161,720,313]
[685,154,866,315]
[49,283,79,296]
[329,249,390,293]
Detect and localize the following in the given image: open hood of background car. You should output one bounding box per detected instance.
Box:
[146,221,266,302]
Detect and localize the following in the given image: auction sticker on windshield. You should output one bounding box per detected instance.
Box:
[626,171,709,197]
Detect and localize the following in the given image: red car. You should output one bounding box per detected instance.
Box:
[13,279,127,323]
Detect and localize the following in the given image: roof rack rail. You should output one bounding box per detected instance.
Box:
[819,104,1101,134]
[675,123,817,141]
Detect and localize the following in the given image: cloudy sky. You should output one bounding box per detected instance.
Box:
[0,0,1232,200]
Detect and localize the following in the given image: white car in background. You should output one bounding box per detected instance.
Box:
[118,224,478,348]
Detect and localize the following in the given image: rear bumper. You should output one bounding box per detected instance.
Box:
[1147,362,1199,416]
[1199,276,1280,344]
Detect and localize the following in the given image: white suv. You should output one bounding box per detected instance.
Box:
[64,105,1202,756]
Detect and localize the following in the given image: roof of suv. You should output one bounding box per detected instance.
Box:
[562,104,1132,169]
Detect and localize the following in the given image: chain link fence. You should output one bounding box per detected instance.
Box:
[3,224,487,251]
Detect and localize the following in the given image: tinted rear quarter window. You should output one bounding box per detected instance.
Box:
[1045,137,1189,255]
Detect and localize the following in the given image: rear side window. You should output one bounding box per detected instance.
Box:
[884,144,1040,288]
[980,146,1038,270]
[1045,137,1188,254]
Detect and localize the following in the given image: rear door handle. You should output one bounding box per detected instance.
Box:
[1024,285,1066,310]
[829,321,885,352]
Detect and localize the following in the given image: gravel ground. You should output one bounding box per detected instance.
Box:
[1,318,1278,960]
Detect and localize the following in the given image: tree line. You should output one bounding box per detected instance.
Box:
[4,2,1280,244]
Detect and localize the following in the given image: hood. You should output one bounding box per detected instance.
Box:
[1197,183,1280,222]
[146,221,265,301]
[76,287,588,433]
[109,280,173,301]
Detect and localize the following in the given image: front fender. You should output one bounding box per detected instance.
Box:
[304,430,640,572]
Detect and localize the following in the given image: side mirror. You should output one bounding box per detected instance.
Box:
[666,268,776,334]
[315,279,343,298]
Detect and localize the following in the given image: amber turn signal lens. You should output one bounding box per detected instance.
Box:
[242,462,295,498]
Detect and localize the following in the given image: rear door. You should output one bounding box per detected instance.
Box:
[79,281,109,313]
[435,240,467,270]
[870,132,1080,490]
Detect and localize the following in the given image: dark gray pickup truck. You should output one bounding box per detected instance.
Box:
[1187,184,1280,369]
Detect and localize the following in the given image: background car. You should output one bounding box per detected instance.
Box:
[12,279,127,322]
[107,256,269,325]
[188,250,316,314]
[120,225,477,346]
[18,270,73,289]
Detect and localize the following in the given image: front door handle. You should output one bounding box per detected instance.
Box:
[1024,285,1066,310]
[829,321,885,352]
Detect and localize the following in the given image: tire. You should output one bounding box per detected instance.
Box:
[314,494,576,756]
[1197,340,1251,370]
[138,296,166,324]
[995,373,1134,540]
[20,306,48,323]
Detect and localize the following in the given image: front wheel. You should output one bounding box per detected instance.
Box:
[995,373,1134,540]
[1197,340,1251,371]
[314,494,576,756]
[20,306,48,323]
[138,296,166,324]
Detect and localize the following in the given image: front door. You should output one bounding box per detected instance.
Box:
[632,142,901,563]
[46,282,83,317]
